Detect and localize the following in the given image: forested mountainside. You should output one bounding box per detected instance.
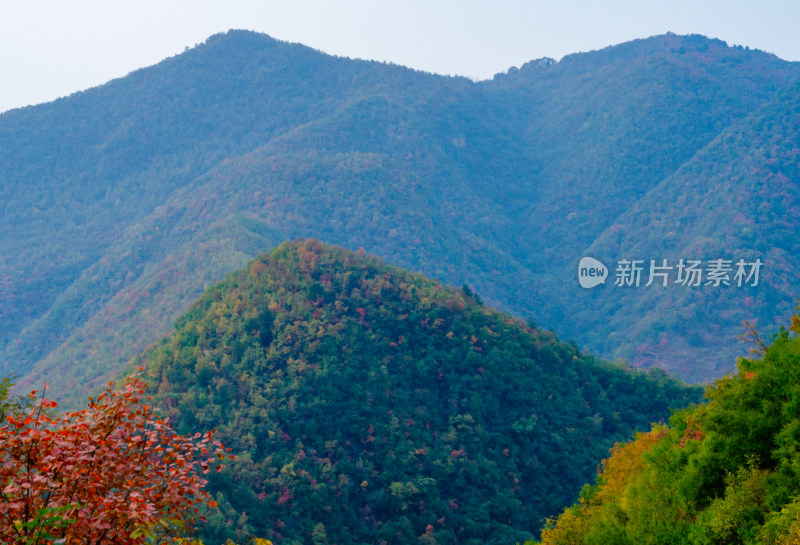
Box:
[136,240,702,544]
[580,77,800,378]
[2,30,799,396]
[534,311,800,545]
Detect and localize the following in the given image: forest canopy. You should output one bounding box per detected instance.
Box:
[136,239,702,544]
[533,310,800,545]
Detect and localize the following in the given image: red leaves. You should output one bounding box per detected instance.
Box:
[276,486,293,506]
[449,448,466,459]
[0,372,230,544]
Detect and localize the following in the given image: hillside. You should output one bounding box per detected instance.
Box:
[534,311,800,545]
[2,30,799,395]
[577,77,800,378]
[137,240,702,544]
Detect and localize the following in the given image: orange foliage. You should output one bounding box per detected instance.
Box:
[539,427,668,544]
[594,427,668,503]
[0,371,229,544]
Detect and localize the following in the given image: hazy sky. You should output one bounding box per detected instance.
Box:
[1,0,799,113]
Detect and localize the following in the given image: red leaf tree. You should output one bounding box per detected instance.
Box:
[0,370,229,544]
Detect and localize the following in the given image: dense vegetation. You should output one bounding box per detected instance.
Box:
[578,76,800,378]
[136,240,701,544]
[2,31,799,399]
[533,312,800,545]
[0,372,229,544]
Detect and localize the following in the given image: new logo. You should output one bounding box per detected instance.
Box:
[578,257,608,289]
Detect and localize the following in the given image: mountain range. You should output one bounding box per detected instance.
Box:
[2,29,799,396]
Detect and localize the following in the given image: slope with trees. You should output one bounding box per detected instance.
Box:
[2,30,799,398]
[136,239,702,544]
[533,311,800,545]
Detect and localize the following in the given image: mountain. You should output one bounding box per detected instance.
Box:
[135,239,701,544]
[2,30,799,394]
[577,77,800,378]
[486,34,800,380]
[533,313,800,545]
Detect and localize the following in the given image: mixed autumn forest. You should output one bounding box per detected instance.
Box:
[3,30,800,396]
[1,29,799,544]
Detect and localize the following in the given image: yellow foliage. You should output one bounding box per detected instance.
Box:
[790,305,800,336]
[538,506,590,545]
[774,520,800,545]
[594,426,668,510]
[759,496,800,545]
[538,427,668,544]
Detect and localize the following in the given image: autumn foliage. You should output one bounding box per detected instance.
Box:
[532,310,800,545]
[0,370,229,544]
[141,240,701,543]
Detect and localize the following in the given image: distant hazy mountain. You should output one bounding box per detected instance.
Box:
[137,239,701,543]
[1,29,798,392]
[579,77,800,378]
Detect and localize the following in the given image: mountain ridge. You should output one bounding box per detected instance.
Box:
[2,29,798,392]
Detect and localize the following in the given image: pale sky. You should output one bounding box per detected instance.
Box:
[1,0,799,113]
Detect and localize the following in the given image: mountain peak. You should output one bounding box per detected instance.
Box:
[141,239,700,542]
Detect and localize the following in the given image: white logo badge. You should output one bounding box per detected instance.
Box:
[578,257,608,289]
